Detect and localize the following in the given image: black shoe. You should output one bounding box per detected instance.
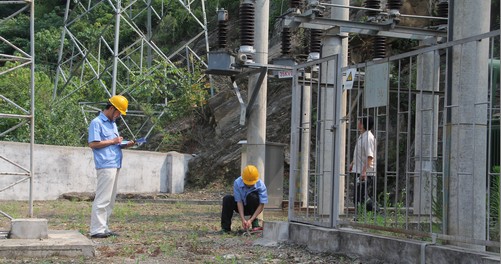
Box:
[106,231,120,237]
[90,232,111,238]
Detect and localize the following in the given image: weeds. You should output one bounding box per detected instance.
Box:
[0,199,353,263]
[355,192,406,228]
[113,200,140,221]
[159,240,175,256]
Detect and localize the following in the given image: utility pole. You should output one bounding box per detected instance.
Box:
[246,0,269,185]
[447,0,490,250]
[413,48,440,215]
[300,74,311,207]
[318,0,348,218]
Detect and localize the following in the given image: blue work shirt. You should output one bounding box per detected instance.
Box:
[88,112,123,169]
[233,176,268,205]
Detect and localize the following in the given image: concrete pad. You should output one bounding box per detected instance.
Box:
[10,218,48,239]
[0,230,95,258]
[263,221,289,242]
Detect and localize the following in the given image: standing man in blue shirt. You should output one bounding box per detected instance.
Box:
[88,95,135,238]
[220,165,268,233]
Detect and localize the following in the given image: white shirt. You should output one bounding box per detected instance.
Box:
[352,130,375,174]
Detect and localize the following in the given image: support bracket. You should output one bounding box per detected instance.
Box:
[231,66,268,125]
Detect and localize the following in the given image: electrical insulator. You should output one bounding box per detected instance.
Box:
[310,29,321,54]
[373,36,386,59]
[281,27,292,56]
[290,0,302,9]
[386,0,402,10]
[365,0,380,17]
[239,2,255,47]
[309,11,322,54]
[217,9,228,49]
[238,1,255,62]
[432,1,448,27]
[436,1,448,18]
[347,47,352,64]
[387,0,402,18]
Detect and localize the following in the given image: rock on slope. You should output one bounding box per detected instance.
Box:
[187,78,292,188]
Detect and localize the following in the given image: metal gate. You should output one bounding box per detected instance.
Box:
[289,54,342,228]
[288,30,501,249]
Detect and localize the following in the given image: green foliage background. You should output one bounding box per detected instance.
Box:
[0,0,231,149]
[0,62,86,146]
[2,1,498,150]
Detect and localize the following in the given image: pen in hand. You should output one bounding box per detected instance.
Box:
[114,133,123,145]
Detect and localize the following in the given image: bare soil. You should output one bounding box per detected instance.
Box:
[0,190,360,263]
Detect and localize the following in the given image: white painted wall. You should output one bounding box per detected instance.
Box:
[0,141,191,200]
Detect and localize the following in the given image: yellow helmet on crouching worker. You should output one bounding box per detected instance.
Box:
[242,165,259,186]
[109,95,128,116]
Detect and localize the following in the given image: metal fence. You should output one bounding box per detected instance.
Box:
[288,30,501,250]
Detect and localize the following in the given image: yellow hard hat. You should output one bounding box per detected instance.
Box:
[109,95,128,115]
[242,165,259,186]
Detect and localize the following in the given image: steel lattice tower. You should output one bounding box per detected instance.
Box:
[54,0,210,139]
[0,0,36,218]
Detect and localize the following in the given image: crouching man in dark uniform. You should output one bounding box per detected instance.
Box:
[220,165,268,233]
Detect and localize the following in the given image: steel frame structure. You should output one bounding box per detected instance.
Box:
[0,0,211,220]
[0,0,35,218]
[53,0,210,139]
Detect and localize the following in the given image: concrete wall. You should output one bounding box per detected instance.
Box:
[0,141,191,200]
[285,222,499,264]
[164,151,192,193]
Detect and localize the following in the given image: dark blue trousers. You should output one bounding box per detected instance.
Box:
[221,191,259,231]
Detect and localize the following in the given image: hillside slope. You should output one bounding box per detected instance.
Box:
[186,76,292,188]
[179,0,436,190]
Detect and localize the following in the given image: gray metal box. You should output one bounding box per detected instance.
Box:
[206,51,240,76]
[239,141,286,209]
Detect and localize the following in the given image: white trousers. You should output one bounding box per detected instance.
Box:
[90,168,120,235]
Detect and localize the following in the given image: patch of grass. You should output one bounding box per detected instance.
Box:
[0,201,27,219]
[0,198,355,263]
[113,200,140,221]
[159,240,176,256]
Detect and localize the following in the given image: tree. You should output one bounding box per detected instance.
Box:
[0,62,87,146]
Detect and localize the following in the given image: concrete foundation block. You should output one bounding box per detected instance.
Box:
[288,222,500,264]
[0,230,94,258]
[10,219,48,239]
[162,151,192,193]
[263,221,289,242]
